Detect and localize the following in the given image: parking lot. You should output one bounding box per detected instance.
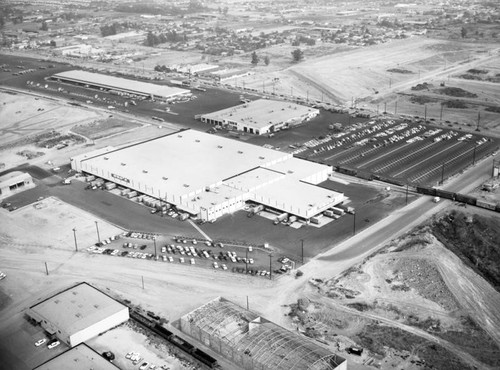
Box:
[296,119,499,186]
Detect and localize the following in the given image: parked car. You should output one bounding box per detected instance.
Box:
[35,338,47,347]
[48,340,60,349]
[139,362,150,370]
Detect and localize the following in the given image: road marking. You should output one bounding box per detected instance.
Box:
[188,219,212,241]
[393,141,464,177]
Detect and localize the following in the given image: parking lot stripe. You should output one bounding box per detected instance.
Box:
[188,219,212,241]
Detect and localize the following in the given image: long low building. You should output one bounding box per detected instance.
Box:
[200,99,320,135]
[51,70,191,101]
[71,129,344,221]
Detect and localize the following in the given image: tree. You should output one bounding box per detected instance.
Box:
[291,48,304,62]
[41,21,48,31]
[251,51,259,65]
[461,27,467,38]
[264,55,270,66]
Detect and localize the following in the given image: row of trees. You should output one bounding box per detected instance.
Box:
[145,31,187,47]
[250,49,303,64]
[250,51,270,66]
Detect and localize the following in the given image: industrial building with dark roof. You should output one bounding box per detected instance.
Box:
[179,297,347,370]
[27,282,129,347]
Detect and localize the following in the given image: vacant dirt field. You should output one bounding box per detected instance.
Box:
[0,90,104,149]
[291,216,500,369]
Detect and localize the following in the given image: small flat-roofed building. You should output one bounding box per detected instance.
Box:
[71,130,344,222]
[200,99,319,135]
[33,343,120,370]
[27,283,129,347]
[179,297,347,370]
[0,171,35,200]
[52,70,190,101]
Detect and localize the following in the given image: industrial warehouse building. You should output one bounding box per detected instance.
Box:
[70,129,344,222]
[200,99,320,135]
[179,297,347,370]
[27,283,129,347]
[51,70,191,101]
[0,171,34,200]
[34,343,120,370]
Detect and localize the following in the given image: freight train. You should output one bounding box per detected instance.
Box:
[130,310,220,369]
[415,186,500,212]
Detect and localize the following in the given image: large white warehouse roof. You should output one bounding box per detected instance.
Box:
[53,70,189,99]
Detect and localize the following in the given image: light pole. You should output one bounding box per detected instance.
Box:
[153,237,157,258]
[72,228,78,252]
[94,221,101,244]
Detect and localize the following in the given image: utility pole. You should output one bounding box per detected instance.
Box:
[405,184,409,205]
[472,145,477,165]
[45,262,49,276]
[269,253,273,280]
[300,239,304,264]
[72,228,78,252]
[424,105,427,122]
[245,249,249,273]
[394,100,398,115]
[384,102,387,113]
[142,276,145,290]
[246,296,249,311]
[440,103,444,123]
[94,221,101,244]
[352,212,356,236]
[153,237,157,258]
[441,162,445,185]
[476,111,481,131]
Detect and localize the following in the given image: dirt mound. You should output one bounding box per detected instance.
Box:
[411,82,431,91]
[431,210,500,292]
[437,87,478,98]
[387,68,413,74]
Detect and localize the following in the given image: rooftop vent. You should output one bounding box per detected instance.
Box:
[183,184,190,187]
[259,156,265,160]
[103,157,109,160]
[195,139,200,142]
[217,145,223,149]
[238,151,243,154]
[178,135,183,138]
[121,163,126,166]
[143,170,148,173]
[162,176,168,180]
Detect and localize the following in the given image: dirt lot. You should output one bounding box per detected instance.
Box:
[88,322,197,370]
[287,209,500,370]
[0,90,104,149]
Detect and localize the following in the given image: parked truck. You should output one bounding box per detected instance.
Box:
[247,204,264,217]
[331,207,345,216]
[287,215,297,225]
[274,213,289,225]
[179,213,189,221]
[104,182,116,190]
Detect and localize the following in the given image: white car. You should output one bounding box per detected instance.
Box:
[190,258,195,265]
[0,272,6,280]
[168,256,173,262]
[47,340,60,349]
[35,338,46,347]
